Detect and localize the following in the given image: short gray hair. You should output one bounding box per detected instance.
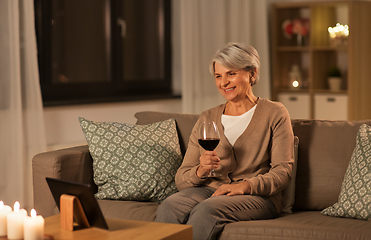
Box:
[209,42,260,86]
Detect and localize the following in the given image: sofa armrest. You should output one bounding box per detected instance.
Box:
[32,145,95,217]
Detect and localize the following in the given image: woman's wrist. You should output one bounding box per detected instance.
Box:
[237,181,251,194]
[196,165,209,179]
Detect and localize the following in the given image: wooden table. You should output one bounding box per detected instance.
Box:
[1,215,192,240]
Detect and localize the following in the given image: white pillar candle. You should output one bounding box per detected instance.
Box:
[0,201,12,236]
[7,202,27,239]
[24,209,44,240]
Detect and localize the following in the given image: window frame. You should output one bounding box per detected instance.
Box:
[34,0,174,106]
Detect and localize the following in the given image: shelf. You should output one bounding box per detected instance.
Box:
[277,88,309,94]
[313,89,347,94]
[271,1,371,120]
[312,46,347,51]
[277,46,347,52]
[276,89,348,95]
[277,46,310,52]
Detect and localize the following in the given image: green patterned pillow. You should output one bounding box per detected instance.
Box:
[79,117,182,203]
[321,124,371,220]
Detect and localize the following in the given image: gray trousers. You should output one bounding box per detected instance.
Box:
[155,186,278,240]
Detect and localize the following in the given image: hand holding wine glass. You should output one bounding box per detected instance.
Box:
[198,120,220,177]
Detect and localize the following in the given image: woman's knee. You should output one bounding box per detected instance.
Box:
[189,197,224,219]
[155,197,178,223]
[156,197,170,214]
[155,194,181,219]
[156,187,215,223]
[155,191,195,223]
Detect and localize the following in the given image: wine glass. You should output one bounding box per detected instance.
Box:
[198,120,220,177]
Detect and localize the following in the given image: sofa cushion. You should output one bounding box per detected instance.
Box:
[291,119,371,211]
[98,199,158,221]
[321,124,371,220]
[219,211,371,240]
[79,117,182,203]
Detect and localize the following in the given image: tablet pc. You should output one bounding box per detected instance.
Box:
[46,177,108,229]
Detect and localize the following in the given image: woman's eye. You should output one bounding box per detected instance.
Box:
[228,72,236,76]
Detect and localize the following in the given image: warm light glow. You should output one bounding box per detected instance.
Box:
[328,23,349,39]
[13,201,20,212]
[292,80,299,88]
[0,201,3,209]
[31,209,37,218]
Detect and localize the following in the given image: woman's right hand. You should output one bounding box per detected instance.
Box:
[196,151,220,178]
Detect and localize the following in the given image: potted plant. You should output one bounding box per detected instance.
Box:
[327,67,342,91]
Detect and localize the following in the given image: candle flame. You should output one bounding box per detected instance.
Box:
[31,209,37,218]
[14,201,20,212]
[0,201,3,209]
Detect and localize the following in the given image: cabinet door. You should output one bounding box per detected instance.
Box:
[278,93,310,119]
[314,94,348,120]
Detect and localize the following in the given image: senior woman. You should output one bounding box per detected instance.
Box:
[155,42,294,240]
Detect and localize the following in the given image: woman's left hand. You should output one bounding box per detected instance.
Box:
[212,181,251,197]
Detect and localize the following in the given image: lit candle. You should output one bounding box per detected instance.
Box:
[24,209,44,240]
[7,201,27,239]
[0,201,12,236]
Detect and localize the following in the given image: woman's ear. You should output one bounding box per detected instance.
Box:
[252,68,258,77]
[250,68,257,86]
[250,71,255,78]
[250,71,255,85]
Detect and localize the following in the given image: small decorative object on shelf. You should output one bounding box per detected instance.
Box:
[327,66,342,91]
[282,18,310,46]
[289,65,303,89]
[328,23,349,47]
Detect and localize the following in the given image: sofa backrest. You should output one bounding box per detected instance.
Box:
[291,119,371,211]
[135,111,371,212]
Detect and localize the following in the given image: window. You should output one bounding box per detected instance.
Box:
[34,0,172,106]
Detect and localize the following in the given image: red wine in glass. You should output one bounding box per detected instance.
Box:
[198,138,220,151]
[198,120,220,177]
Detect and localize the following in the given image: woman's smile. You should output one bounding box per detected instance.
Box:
[224,87,236,92]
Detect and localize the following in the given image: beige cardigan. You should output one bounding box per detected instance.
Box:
[175,98,294,213]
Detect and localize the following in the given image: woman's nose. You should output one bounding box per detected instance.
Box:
[221,75,229,87]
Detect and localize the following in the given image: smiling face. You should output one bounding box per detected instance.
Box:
[214,62,254,103]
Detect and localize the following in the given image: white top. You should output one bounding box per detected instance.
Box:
[221,105,257,146]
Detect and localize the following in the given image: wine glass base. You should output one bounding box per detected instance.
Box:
[207,170,222,177]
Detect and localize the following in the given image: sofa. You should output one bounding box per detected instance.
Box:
[32,111,371,239]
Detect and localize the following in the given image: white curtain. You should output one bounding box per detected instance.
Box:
[0,0,46,211]
[179,0,271,114]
